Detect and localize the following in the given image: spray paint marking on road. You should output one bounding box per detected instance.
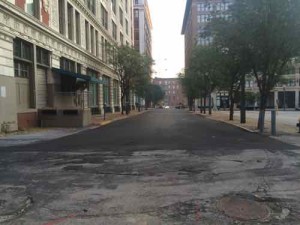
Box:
[195,203,202,221]
[42,214,76,225]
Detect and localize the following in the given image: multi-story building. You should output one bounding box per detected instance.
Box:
[133,0,152,59]
[133,0,152,107]
[0,0,133,131]
[182,0,232,68]
[153,77,187,107]
[181,0,232,108]
[181,0,300,110]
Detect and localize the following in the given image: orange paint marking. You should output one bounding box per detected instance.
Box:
[42,214,76,225]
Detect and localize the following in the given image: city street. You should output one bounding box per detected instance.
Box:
[0,109,300,224]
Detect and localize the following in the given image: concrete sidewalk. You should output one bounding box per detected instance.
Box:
[195,110,300,147]
[0,110,148,147]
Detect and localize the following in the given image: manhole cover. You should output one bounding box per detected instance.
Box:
[218,196,271,222]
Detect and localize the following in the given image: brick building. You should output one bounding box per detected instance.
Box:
[153,77,187,107]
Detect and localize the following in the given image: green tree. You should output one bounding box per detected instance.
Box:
[145,84,165,107]
[188,45,223,114]
[111,45,152,114]
[179,72,199,111]
[219,0,300,132]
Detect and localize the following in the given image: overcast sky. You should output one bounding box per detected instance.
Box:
[148,0,186,79]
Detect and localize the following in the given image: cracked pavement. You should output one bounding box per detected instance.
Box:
[0,109,300,224]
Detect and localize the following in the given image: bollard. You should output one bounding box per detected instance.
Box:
[271,110,276,136]
[297,117,300,133]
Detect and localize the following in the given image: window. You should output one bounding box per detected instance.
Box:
[75,11,81,44]
[112,0,116,14]
[96,30,99,57]
[119,8,124,26]
[101,36,105,60]
[58,0,65,35]
[125,0,128,13]
[77,63,81,73]
[85,0,96,14]
[113,80,120,105]
[112,21,117,40]
[67,3,73,40]
[101,4,108,29]
[25,0,39,18]
[102,76,110,105]
[85,21,90,51]
[125,19,129,35]
[36,47,50,67]
[120,32,124,45]
[134,9,139,18]
[14,38,33,61]
[91,26,95,54]
[60,58,76,92]
[14,61,31,78]
[60,57,75,72]
[87,69,99,107]
[135,0,139,4]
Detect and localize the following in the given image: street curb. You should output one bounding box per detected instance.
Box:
[195,113,258,134]
[0,110,150,148]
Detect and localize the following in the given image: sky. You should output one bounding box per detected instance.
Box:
[148,0,186,79]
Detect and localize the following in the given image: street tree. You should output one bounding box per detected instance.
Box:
[217,0,300,132]
[111,45,152,114]
[179,72,199,111]
[145,84,165,108]
[188,45,223,115]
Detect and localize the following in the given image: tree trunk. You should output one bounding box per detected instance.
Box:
[240,74,246,124]
[125,90,130,115]
[203,95,207,114]
[208,93,212,115]
[258,93,267,133]
[229,95,234,121]
[200,96,203,113]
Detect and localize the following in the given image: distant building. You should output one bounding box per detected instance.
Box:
[153,78,187,107]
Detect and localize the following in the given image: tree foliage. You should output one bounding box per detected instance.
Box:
[145,84,165,107]
[206,0,300,131]
[111,45,152,114]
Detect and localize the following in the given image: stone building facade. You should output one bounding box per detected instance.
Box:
[0,0,133,131]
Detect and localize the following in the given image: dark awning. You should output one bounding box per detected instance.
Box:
[52,68,103,84]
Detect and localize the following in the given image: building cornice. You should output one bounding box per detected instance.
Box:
[0,1,116,75]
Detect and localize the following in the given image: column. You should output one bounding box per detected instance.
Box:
[98,75,104,114]
[295,90,299,109]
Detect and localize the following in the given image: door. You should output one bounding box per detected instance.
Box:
[36,67,47,108]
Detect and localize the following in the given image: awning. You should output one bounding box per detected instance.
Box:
[52,68,103,84]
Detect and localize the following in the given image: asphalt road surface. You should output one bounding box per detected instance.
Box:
[0,109,300,225]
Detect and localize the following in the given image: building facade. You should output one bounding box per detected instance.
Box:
[0,0,133,131]
[181,0,300,110]
[133,0,152,58]
[153,77,187,107]
[181,0,232,68]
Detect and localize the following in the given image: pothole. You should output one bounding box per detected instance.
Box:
[218,195,271,222]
